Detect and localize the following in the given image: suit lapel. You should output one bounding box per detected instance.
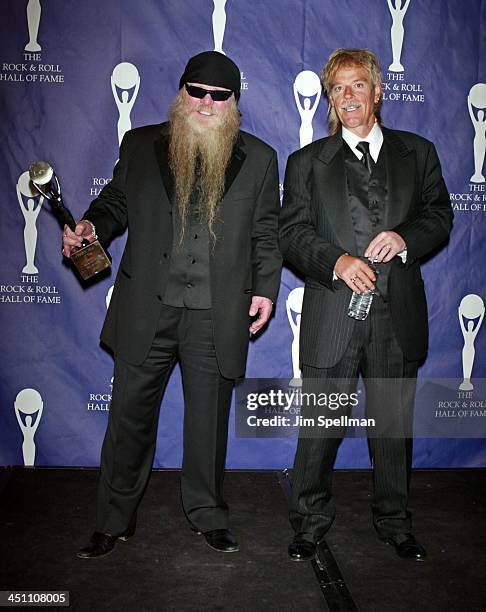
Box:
[223,134,246,197]
[382,128,416,228]
[154,129,175,206]
[313,134,357,254]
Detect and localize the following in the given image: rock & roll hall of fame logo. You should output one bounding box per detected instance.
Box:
[0,170,62,305]
[25,0,42,52]
[458,294,484,392]
[14,388,43,466]
[468,84,486,184]
[386,0,411,73]
[16,171,44,275]
[382,1,425,105]
[212,0,229,55]
[111,62,141,146]
[293,71,321,149]
[286,287,305,387]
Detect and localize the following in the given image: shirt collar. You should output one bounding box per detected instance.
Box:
[341,122,383,163]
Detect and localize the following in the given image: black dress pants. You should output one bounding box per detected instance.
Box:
[95,305,234,536]
[290,297,418,542]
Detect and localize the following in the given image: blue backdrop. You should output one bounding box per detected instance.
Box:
[1,0,485,469]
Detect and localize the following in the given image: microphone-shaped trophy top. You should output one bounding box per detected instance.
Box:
[29,161,54,186]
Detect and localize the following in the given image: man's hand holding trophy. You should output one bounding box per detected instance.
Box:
[28,161,111,280]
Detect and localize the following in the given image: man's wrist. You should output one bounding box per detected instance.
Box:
[82,219,97,240]
[333,252,349,280]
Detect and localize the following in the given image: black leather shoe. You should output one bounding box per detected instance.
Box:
[201,529,239,553]
[77,530,134,559]
[382,533,426,561]
[288,536,316,562]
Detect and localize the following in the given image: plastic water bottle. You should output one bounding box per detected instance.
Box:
[347,260,378,321]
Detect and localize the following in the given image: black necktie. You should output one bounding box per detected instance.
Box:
[356,141,375,174]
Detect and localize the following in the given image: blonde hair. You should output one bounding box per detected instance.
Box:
[321,48,383,135]
[168,90,240,244]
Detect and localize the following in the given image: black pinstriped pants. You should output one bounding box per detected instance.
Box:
[290,296,418,541]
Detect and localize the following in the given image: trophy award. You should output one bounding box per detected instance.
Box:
[28,161,111,280]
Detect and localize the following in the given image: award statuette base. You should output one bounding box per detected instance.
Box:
[70,240,111,280]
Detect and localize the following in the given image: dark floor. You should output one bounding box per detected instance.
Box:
[324,470,486,611]
[0,468,485,611]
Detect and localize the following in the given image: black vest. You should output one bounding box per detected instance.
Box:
[163,173,211,309]
[343,142,390,296]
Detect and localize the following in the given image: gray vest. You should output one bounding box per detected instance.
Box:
[343,142,390,296]
[163,173,211,309]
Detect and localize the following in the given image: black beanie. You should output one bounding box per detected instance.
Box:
[179,51,241,100]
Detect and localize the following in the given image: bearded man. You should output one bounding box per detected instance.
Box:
[63,51,281,558]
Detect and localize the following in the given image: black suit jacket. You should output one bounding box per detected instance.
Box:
[85,122,282,378]
[279,127,453,368]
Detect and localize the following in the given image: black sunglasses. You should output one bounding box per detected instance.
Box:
[185,83,233,101]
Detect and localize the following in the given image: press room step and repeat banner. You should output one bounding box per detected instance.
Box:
[1,1,485,469]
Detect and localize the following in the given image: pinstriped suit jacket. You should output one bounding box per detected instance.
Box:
[279,128,453,368]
